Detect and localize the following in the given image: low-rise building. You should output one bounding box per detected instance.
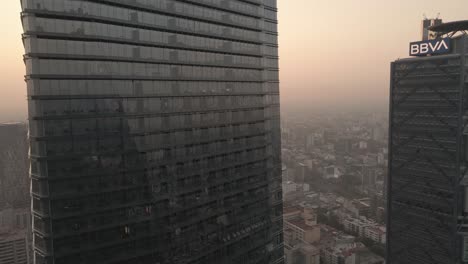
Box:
[300,244,321,264]
[343,217,376,237]
[285,218,321,244]
[324,166,342,180]
[283,206,303,221]
[0,208,30,232]
[345,248,385,264]
[364,226,386,244]
[285,242,320,264]
[283,181,298,195]
[296,163,308,183]
[376,207,385,223]
[322,242,366,264]
[341,216,386,244]
[344,198,371,218]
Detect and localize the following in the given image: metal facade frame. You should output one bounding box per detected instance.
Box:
[388,36,468,264]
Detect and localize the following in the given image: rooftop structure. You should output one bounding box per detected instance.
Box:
[430,20,468,38]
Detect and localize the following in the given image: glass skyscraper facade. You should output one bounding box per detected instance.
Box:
[388,35,468,264]
[21,0,283,263]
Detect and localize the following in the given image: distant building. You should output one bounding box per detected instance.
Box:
[360,165,378,190]
[344,198,371,218]
[306,134,315,153]
[284,242,320,264]
[0,123,29,210]
[0,231,30,264]
[336,138,353,154]
[285,218,321,244]
[283,206,303,221]
[324,130,338,143]
[324,166,342,180]
[322,242,366,264]
[343,217,376,237]
[372,126,385,142]
[364,226,386,244]
[284,207,319,241]
[304,192,320,204]
[358,141,368,150]
[283,206,321,264]
[376,207,385,223]
[346,248,384,264]
[295,163,307,183]
[22,0,284,263]
[376,153,387,166]
[0,208,30,232]
[299,244,320,264]
[363,155,378,166]
[304,159,314,170]
[283,181,298,195]
[0,124,31,264]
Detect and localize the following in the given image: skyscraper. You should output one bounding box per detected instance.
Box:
[21,0,283,263]
[0,123,29,209]
[388,21,468,264]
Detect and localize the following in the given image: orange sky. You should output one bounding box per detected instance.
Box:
[1,1,468,121]
[277,0,468,110]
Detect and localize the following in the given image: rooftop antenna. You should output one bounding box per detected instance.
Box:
[421,14,443,40]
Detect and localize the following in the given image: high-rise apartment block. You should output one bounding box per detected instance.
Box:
[388,21,468,263]
[0,231,30,264]
[21,0,283,263]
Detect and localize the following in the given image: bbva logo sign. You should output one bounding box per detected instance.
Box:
[409,38,452,56]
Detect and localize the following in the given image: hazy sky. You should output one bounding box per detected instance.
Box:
[1,1,468,121]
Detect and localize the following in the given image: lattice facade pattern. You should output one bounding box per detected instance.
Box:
[388,36,468,264]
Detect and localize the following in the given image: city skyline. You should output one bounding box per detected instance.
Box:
[2,0,468,122]
[1,1,468,264]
